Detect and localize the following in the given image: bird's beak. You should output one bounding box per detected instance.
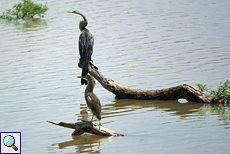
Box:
[67,11,74,14]
[78,76,88,80]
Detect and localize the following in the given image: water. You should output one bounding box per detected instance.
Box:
[0,0,230,153]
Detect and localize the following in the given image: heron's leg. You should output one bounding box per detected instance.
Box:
[99,120,101,129]
[90,115,94,122]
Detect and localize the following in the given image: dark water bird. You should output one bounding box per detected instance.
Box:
[78,75,101,126]
[68,11,94,85]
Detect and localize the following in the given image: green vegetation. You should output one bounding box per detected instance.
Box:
[0,0,48,20]
[196,79,230,100]
[196,83,209,93]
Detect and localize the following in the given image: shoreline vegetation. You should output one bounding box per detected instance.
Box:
[0,0,48,20]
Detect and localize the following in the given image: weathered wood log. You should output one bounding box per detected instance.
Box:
[47,120,124,137]
[87,63,229,104]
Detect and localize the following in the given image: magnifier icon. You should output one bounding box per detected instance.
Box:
[3,135,18,151]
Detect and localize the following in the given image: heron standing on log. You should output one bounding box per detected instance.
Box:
[78,75,102,126]
[68,11,94,85]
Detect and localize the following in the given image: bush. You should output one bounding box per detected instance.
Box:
[196,79,230,100]
[0,0,48,20]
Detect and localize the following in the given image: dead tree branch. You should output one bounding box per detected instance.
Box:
[47,120,124,137]
[88,63,229,104]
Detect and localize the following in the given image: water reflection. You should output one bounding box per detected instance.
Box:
[77,99,230,124]
[76,99,206,126]
[49,134,113,153]
[21,18,48,30]
[206,104,230,128]
[103,100,203,120]
[1,18,48,31]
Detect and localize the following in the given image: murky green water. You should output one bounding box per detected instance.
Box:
[1,0,230,153]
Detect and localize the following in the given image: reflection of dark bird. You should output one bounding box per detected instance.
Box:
[68,11,94,85]
[78,75,101,126]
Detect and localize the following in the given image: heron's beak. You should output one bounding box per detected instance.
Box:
[67,11,74,13]
[78,76,88,80]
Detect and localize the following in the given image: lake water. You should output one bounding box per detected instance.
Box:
[0,0,230,153]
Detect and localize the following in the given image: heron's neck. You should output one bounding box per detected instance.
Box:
[85,82,94,93]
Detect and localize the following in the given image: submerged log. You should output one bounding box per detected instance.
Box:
[47,120,124,137]
[87,63,229,104]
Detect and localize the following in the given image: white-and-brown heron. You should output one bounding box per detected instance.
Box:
[78,75,101,126]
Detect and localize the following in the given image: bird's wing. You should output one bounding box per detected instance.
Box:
[79,33,86,63]
[87,33,94,51]
[85,32,94,61]
[78,30,94,66]
[86,93,101,119]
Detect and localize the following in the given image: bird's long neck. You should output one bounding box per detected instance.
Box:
[78,12,88,31]
[78,12,88,25]
[79,21,87,31]
[85,80,95,93]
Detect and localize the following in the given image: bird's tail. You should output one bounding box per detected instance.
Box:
[81,64,88,85]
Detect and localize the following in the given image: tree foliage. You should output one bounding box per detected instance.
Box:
[0,0,48,20]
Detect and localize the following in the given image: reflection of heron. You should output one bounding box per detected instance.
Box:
[78,75,101,126]
[68,11,94,85]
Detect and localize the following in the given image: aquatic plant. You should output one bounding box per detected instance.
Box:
[196,79,230,100]
[0,0,48,20]
[196,83,209,93]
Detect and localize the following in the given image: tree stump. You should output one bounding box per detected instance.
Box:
[47,120,124,137]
